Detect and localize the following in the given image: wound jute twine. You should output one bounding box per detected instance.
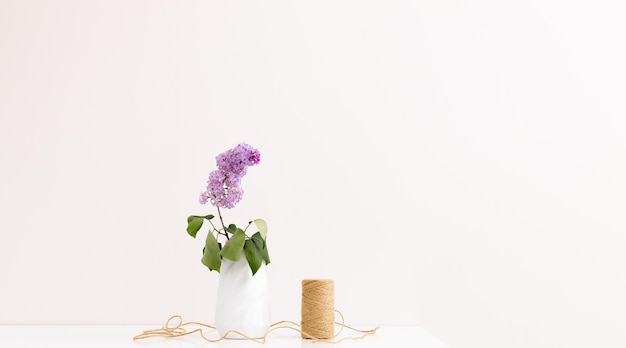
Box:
[301,279,334,339]
[133,279,379,344]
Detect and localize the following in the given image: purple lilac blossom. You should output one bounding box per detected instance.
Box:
[199,191,210,204]
[199,143,260,209]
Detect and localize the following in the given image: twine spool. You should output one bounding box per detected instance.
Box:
[301,279,334,339]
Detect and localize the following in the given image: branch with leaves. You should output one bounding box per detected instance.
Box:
[186,143,269,276]
[187,216,269,275]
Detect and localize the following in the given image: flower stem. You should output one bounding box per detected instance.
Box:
[217,206,229,240]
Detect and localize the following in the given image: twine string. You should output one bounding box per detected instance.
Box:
[134,278,377,344]
[133,310,379,344]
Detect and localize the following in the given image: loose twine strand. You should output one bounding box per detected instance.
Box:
[133,279,378,344]
[132,310,378,344]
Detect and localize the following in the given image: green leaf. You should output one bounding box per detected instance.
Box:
[226,224,237,234]
[201,232,221,272]
[220,229,245,261]
[251,219,268,240]
[245,239,263,275]
[204,215,215,220]
[250,232,264,250]
[261,239,271,265]
[186,216,204,238]
[251,232,270,266]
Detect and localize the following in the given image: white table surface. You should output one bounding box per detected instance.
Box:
[0,325,448,348]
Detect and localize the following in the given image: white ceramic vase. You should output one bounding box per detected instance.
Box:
[215,255,270,339]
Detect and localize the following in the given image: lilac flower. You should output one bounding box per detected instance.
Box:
[199,191,210,204]
[224,167,246,187]
[199,143,260,209]
[218,187,244,209]
[216,143,260,168]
